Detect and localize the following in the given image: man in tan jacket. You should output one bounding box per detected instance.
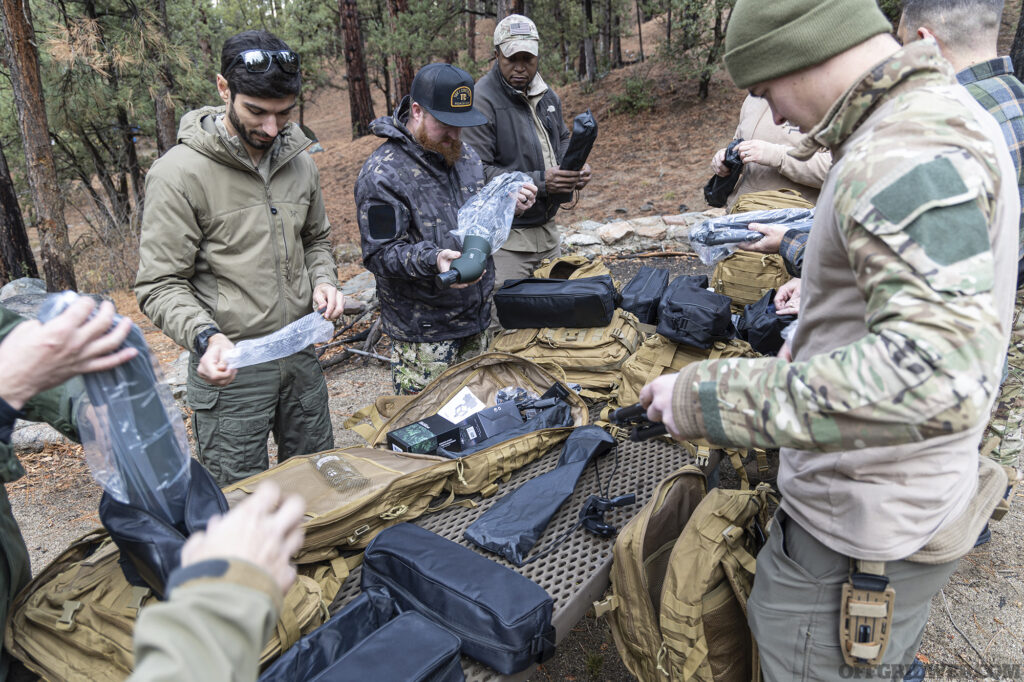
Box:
[136,30,342,485]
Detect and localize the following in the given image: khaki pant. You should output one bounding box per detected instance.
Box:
[187,347,333,486]
[748,512,958,681]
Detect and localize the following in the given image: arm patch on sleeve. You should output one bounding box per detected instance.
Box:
[367,204,400,240]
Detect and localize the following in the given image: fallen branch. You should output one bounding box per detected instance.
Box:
[611,251,699,260]
[319,345,391,370]
[317,329,371,355]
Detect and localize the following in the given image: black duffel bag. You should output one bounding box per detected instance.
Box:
[99,458,227,599]
[362,523,556,675]
[619,266,669,325]
[736,289,797,355]
[494,275,619,329]
[656,275,735,349]
[261,586,464,682]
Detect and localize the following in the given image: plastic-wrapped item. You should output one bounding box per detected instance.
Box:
[496,386,539,405]
[225,311,334,369]
[38,291,190,528]
[689,208,815,266]
[454,171,532,252]
[780,320,799,343]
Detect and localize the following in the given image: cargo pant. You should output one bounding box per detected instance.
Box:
[391,332,490,395]
[983,287,1024,468]
[187,347,333,486]
[747,512,959,682]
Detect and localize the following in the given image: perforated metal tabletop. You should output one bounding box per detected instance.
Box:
[329,434,692,680]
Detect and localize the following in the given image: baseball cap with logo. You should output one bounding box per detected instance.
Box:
[494,14,539,57]
[410,63,488,127]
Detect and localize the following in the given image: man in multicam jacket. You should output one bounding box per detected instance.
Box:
[355,63,535,395]
[640,0,1019,677]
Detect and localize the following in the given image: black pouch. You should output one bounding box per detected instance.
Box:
[620,266,670,325]
[736,289,797,355]
[560,110,598,172]
[656,275,735,349]
[494,275,619,329]
[703,138,744,208]
[99,458,227,598]
[362,523,556,675]
[262,586,464,682]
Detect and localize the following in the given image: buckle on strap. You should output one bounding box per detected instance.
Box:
[840,560,894,668]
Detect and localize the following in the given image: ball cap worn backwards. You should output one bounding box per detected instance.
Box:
[494,14,539,57]
[410,63,488,127]
[723,0,891,90]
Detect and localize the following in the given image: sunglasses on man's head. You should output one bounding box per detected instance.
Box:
[227,49,300,75]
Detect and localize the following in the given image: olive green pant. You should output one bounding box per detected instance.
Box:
[187,348,333,486]
[747,512,959,681]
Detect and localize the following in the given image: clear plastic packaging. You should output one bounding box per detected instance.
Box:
[225,311,334,370]
[455,171,532,252]
[689,208,815,266]
[496,386,540,405]
[38,291,191,527]
[780,319,799,343]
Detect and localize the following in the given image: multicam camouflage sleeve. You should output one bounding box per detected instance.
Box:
[671,149,1009,453]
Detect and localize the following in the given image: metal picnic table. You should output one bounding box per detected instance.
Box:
[329,433,693,680]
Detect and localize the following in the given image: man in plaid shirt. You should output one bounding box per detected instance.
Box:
[900,0,1024,534]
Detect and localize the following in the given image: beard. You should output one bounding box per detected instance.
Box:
[413,122,462,167]
[228,99,276,151]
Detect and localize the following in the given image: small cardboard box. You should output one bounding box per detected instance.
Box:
[387,414,460,455]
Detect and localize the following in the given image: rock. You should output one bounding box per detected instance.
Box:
[667,224,694,242]
[639,201,655,212]
[571,219,604,233]
[634,220,667,240]
[11,422,70,454]
[663,212,706,226]
[340,270,375,295]
[597,221,634,245]
[564,232,603,247]
[165,351,190,401]
[334,243,362,264]
[677,203,690,213]
[0,278,45,302]
[614,207,628,214]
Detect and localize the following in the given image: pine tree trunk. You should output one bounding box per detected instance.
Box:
[0,140,38,285]
[1012,1,1024,82]
[153,0,178,156]
[466,0,476,62]
[583,0,597,81]
[386,0,415,98]
[635,0,644,61]
[0,0,76,291]
[341,0,376,137]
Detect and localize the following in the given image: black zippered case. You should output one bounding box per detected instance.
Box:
[620,266,669,325]
[494,275,618,329]
[656,275,736,348]
[361,523,556,674]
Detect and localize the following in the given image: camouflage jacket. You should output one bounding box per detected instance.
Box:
[670,41,1019,559]
[355,98,491,342]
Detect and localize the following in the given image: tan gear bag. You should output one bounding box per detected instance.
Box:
[222,447,455,563]
[730,189,814,213]
[595,466,773,682]
[532,254,612,280]
[491,310,643,399]
[346,352,589,497]
[6,529,326,680]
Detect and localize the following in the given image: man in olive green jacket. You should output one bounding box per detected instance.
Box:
[136,30,342,486]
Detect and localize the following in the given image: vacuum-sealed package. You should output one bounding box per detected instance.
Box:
[689,207,814,266]
[225,311,334,369]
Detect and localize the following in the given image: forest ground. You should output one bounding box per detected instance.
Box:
[9,7,1024,681]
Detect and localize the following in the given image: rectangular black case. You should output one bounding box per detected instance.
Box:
[494,275,618,329]
[261,587,464,682]
[619,266,669,325]
[361,523,556,675]
[656,275,735,349]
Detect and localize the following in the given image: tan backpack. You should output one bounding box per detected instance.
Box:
[345,352,589,497]
[532,254,612,280]
[222,447,455,563]
[596,467,773,682]
[711,252,790,312]
[490,310,644,399]
[730,189,814,213]
[5,529,326,680]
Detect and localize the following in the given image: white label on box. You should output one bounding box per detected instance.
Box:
[437,386,487,423]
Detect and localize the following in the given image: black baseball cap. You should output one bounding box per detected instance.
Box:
[410,63,488,127]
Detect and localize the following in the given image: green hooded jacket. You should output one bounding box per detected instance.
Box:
[135,106,337,350]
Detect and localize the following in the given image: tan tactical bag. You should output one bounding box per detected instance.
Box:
[596,467,773,682]
[6,529,326,680]
[730,188,814,213]
[711,251,790,312]
[532,254,611,280]
[491,310,644,399]
[222,447,455,563]
[346,352,589,497]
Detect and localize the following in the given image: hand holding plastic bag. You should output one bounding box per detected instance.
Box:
[689,207,814,266]
[224,311,334,370]
[454,171,533,252]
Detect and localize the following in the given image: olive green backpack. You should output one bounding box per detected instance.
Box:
[596,466,773,682]
[491,309,644,399]
[6,529,327,680]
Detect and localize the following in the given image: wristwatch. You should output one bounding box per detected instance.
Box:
[194,326,222,356]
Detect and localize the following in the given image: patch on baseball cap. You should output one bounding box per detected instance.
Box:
[410,63,487,127]
[494,14,539,57]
